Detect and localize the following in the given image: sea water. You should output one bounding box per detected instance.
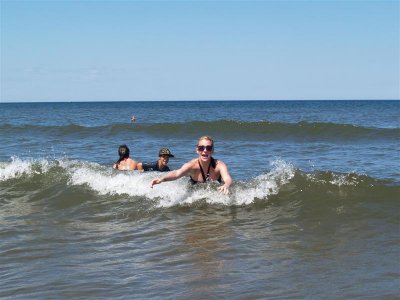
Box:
[0,100,399,299]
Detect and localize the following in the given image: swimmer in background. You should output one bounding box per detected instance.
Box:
[150,136,232,195]
[137,148,174,172]
[131,115,136,123]
[113,144,138,170]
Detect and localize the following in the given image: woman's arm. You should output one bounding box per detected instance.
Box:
[217,160,233,195]
[151,161,193,187]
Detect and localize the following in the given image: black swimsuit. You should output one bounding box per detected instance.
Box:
[142,161,170,172]
[189,157,222,184]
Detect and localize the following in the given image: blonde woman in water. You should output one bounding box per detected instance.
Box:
[151,136,232,195]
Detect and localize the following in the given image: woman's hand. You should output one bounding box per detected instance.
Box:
[151,178,162,188]
[218,184,230,195]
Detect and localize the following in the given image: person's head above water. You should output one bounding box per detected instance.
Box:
[118,144,130,159]
[158,147,174,157]
[196,135,214,160]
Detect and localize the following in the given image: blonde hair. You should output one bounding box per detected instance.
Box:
[197,135,214,146]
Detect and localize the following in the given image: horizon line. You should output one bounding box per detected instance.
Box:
[1,99,399,104]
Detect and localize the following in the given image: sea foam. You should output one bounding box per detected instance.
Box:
[67,159,296,207]
[0,157,388,207]
[0,157,51,181]
[0,157,296,206]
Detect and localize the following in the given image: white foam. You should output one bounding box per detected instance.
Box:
[233,159,295,205]
[1,157,296,207]
[163,184,232,207]
[329,172,364,186]
[67,159,296,207]
[0,157,51,181]
[68,165,189,204]
[69,167,233,206]
[306,170,365,187]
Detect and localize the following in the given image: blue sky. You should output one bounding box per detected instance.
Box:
[1,0,399,102]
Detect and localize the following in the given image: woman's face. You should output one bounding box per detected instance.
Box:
[196,138,213,161]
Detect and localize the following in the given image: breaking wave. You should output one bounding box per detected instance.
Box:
[1,157,398,211]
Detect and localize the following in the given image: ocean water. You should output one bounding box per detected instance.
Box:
[0,100,399,299]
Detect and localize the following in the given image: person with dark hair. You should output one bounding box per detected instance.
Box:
[150,136,232,195]
[113,144,138,171]
[137,148,174,172]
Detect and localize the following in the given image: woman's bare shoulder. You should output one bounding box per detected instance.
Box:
[189,158,198,164]
[182,158,198,169]
[215,158,227,168]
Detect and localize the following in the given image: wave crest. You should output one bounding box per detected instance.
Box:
[1,120,398,141]
[1,158,398,209]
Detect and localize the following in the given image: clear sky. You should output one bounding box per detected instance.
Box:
[1,0,399,102]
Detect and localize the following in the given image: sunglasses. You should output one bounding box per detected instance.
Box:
[197,145,213,152]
